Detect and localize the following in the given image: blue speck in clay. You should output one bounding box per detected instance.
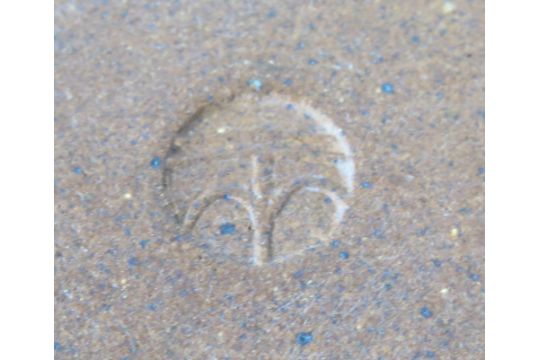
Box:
[54,341,62,351]
[128,256,140,267]
[283,78,293,86]
[477,109,485,119]
[150,156,161,169]
[308,58,319,65]
[381,83,395,94]
[339,251,349,260]
[361,181,373,189]
[139,239,150,249]
[219,223,236,235]
[172,235,183,242]
[247,78,263,91]
[432,259,443,268]
[420,306,433,319]
[296,332,313,346]
[293,269,304,279]
[372,228,384,239]
[469,273,481,282]
[411,35,420,44]
[72,166,82,175]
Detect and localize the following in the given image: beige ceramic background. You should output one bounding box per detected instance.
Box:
[55,0,484,358]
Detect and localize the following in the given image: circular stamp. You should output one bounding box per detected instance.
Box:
[163,92,355,266]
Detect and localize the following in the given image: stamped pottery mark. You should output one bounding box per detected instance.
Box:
[163,93,355,266]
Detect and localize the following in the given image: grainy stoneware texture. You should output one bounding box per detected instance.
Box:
[55,0,484,359]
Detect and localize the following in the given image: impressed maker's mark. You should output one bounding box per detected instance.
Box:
[163,93,356,266]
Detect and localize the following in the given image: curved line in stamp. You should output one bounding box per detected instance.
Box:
[163,93,356,266]
[265,182,349,264]
[260,95,356,194]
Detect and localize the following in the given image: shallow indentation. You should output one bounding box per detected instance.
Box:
[163,92,356,265]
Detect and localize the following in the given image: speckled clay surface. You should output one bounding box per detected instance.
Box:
[55,0,484,358]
